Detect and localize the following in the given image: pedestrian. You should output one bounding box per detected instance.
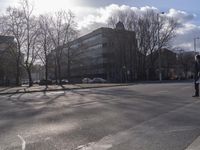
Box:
[193,54,200,97]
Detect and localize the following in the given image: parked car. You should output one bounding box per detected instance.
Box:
[91,78,107,83]
[21,80,29,86]
[82,78,93,83]
[52,80,57,84]
[61,79,69,84]
[39,79,52,85]
[33,80,40,84]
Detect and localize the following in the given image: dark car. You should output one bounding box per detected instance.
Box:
[39,79,52,85]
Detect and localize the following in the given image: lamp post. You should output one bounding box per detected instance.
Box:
[122,65,127,83]
[157,12,164,81]
[194,37,200,55]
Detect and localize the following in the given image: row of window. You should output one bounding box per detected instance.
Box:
[82,34,102,44]
[71,57,104,69]
[70,34,102,49]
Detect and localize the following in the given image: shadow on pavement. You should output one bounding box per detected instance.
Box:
[0,84,197,149]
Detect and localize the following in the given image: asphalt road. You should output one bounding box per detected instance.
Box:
[0,82,200,150]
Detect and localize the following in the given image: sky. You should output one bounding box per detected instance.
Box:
[1,0,200,51]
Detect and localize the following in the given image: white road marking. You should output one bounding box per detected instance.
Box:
[76,142,112,150]
[185,135,200,150]
[153,90,169,94]
[75,100,200,150]
[181,86,192,90]
[76,125,199,150]
[17,135,26,150]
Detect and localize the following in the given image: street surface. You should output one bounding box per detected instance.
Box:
[0,82,200,150]
[0,83,124,95]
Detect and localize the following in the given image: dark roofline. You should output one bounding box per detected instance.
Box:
[52,26,136,51]
[0,35,14,40]
[71,27,110,43]
[70,27,135,45]
[0,35,15,44]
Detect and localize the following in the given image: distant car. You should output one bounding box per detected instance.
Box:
[91,78,107,83]
[61,79,69,84]
[52,80,57,84]
[39,79,52,85]
[82,78,93,83]
[33,80,40,84]
[21,80,29,86]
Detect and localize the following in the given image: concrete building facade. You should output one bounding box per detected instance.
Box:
[64,24,140,82]
[0,36,18,85]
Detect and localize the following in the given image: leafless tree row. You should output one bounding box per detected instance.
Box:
[0,0,77,86]
[108,10,178,79]
[0,1,178,86]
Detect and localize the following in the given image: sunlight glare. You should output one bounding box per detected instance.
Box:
[33,0,80,14]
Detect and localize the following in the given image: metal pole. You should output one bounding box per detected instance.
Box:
[194,38,196,55]
[194,37,200,56]
[157,13,162,81]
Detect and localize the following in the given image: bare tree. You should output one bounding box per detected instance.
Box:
[108,10,138,31]
[20,0,40,86]
[47,10,77,84]
[176,49,194,79]
[37,15,53,87]
[0,7,26,86]
[108,10,178,80]
[0,0,40,87]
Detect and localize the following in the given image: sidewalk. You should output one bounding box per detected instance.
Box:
[0,80,193,95]
[0,83,126,95]
[186,135,200,150]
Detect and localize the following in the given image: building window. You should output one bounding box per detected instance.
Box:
[102,43,107,47]
[103,42,113,47]
[82,34,102,44]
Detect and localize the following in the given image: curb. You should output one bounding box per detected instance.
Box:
[0,84,128,95]
[0,80,193,95]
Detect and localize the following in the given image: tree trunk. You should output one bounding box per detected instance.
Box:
[15,53,21,86]
[45,62,48,88]
[16,60,20,86]
[142,56,147,80]
[57,60,62,85]
[54,60,58,84]
[27,68,33,87]
[67,49,71,82]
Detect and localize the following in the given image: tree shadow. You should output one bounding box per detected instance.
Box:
[0,87,11,92]
[0,85,195,149]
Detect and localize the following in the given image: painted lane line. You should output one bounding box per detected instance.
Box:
[17,135,26,150]
[185,135,200,150]
[153,90,169,94]
[76,101,200,150]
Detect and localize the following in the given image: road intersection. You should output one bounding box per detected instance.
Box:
[0,82,200,150]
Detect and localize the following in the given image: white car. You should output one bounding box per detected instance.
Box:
[61,79,69,84]
[82,78,93,83]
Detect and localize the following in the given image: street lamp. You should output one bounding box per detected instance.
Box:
[194,37,200,55]
[157,12,165,81]
[122,65,127,83]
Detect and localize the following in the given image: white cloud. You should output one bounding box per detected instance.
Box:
[75,4,200,51]
[77,4,160,31]
[4,1,198,51]
[173,23,200,50]
[167,9,196,23]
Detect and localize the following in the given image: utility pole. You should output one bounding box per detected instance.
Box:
[194,37,200,55]
[157,12,164,81]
